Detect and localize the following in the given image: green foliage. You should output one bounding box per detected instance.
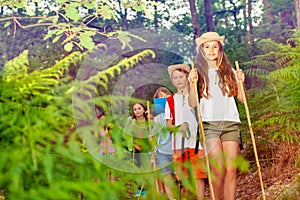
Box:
[0,50,86,198]
[0,0,157,52]
[0,0,298,198]
[233,155,250,173]
[245,32,300,143]
[3,50,84,99]
[0,44,161,199]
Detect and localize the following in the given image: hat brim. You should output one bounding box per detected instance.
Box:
[167,64,190,76]
[196,35,225,47]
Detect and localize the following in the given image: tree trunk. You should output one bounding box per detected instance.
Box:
[262,0,275,24]
[118,0,129,30]
[221,0,229,28]
[204,0,215,31]
[229,0,239,32]
[188,0,201,39]
[294,0,300,30]
[248,0,254,46]
[242,0,247,33]
[154,0,159,28]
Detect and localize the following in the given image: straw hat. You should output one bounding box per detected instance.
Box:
[195,32,225,48]
[167,64,190,76]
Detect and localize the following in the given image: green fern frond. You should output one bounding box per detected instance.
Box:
[75,83,98,98]
[242,59,276,71]
[3,51,85,99]
[40,73,61,79]
[3,50,29,82]
[272,132,299,143]
[268,64,300,81]
[253,110,298,130]
[286,38,296,45]
[70,49,155,95]
[244,68,269,78]
[41,51,85,78]
[98,81,108,91]
[40,79,60,85]
[95,49,155,86]
[275,52,300,68]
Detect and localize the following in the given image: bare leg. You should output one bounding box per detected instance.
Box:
[207,139,224,200]
[196,178,205,200]
[222,141,239,200]
[163,174,179,200]
[158,179,165,193]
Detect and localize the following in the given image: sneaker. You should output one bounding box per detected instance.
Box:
[134,190,141,197]
[141,190,147,197]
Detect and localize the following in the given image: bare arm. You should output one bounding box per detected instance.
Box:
[188,68,198,108]
[236,69,247,103]
[166,119,188,133]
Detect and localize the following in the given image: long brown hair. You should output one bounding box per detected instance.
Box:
[195,42,237,98]
[131,102,148,121]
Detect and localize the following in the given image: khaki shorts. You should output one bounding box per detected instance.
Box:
[203,121,242,144]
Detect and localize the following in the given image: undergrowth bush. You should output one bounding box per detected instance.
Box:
[0,48,164,199]
[241,31,300,144]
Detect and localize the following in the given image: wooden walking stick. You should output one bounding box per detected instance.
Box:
[235,61,266,200]
[191,64,215,200]
[147,101,160,193]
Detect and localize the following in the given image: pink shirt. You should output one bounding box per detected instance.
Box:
[99,129,115,154]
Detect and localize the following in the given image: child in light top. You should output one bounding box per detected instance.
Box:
[99,124,115,155]
[165,64,207,200]
[188,32,246,200]
[153,87,179,199]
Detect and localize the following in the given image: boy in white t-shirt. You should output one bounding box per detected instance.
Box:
[165,64,207,200]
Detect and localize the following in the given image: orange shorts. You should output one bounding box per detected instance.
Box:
[173,148,207,179]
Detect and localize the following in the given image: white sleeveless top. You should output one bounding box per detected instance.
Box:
[200,68,240,122]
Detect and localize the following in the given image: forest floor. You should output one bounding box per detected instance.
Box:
[236,139,300,200]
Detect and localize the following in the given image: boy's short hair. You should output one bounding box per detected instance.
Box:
[167,64,190,76]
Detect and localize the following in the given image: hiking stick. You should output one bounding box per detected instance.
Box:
[191,64,215,200]
[235,61,266,200]
[132,126,135,197]
[147,101,160,193]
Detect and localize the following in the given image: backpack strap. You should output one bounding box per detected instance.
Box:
[194,128,200,154]
[166,95,175,125]
[167,95,177,152]
[167,95,186,159]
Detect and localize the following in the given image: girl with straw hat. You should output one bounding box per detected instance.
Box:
[188,32,246,200]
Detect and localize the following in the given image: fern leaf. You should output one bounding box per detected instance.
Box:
[275,52,300,68]
[3,50,29,82]
[68,49,155,95]
[244,68,269,79]
[4,51,85,99]
[268,64,300,81]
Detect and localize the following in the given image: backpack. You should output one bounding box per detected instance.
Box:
[166,94,175,125]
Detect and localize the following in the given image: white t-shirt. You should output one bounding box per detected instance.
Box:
[165,93,203,150]
[200,68,240,122]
